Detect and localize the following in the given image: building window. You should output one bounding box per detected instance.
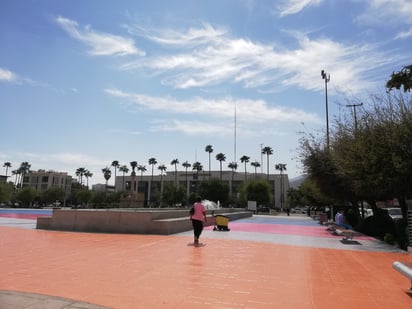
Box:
[42,176,49,183]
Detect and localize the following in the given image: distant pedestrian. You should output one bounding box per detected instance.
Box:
[190,197,207,245]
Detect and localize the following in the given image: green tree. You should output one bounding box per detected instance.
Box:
[227,161,238,200]
[102,167,112,188]
[215,153,226,180]
[205,144,213,179]
[158,164,167,206]
[111,161,120,190]
[84,170,93,188]
[275,163,287,210]
[41,187,65,205]
[0,181,13,202]
[286,187,305,208]
[119,165,129,191]
[76,167,87,185]
[148,158,157,205]
[130,161,137,174]
[162,182,185,207]
[18,162,31,189]
[251,161,260,178]
[3,162,11,183]
[130,161,138,192]
[198,178,229,205]
[137,165,146,180]
[239,179,271,207]
[182,161,191,201]
[240,155,250,182]
[17,187,37,207]
[262,146,273,180]
[170,159,179,186]
[76,189,93,206]
[386,64,412,92]
[192,161,203,193]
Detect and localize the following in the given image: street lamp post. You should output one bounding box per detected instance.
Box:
[321,70,330,150]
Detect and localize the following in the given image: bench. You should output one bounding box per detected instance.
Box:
[392,261,412,291]
[325,222,339,231]
[334,229,358,240]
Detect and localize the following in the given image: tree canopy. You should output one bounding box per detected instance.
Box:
[386,65,412,92]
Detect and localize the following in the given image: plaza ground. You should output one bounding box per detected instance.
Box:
[0,210,411,308]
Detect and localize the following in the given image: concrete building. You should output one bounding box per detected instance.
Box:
[92,183,115,192]
[22,170,72,193]
[115,170,289,208]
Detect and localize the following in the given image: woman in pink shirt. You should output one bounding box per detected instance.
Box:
[190,197,207,245]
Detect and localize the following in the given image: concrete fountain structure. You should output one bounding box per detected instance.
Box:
[36,203,252,235]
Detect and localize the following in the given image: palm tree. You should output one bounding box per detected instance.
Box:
[130,161,138,192]
[84,170,93,188]
[205,144,213,179]
[275,163,287,210]
[137,165,146,180]
[170,159,179,187]
[215,153,226,180]
[75,167,87,185]
[192,161,203,192]
[102,167,112,190]
[148,158,157,205]
[227,161,238,199]
[148,158,157,180]
[240,155,250,182]
[130,161,138,174]
[262,146,273,180]
[119,165,129,191]
[11,169,19,187]
[158,164,167,207]
[111,161,120,191]
[137,165,147,196]
[3,162,11,182]
[18,162,31,189]
[251,161,260,178]
[182,161,191,199]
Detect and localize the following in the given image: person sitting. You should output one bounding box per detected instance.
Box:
[335,210,353,230]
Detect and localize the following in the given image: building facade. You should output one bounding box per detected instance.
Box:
[22,170,73,194]
[115,170,289,208]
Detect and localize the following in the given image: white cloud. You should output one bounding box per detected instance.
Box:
[121,24,390,94]
[395,27,412,39]
[277,0,324,17]
[356,0,412,27]
[150,119,231,136]
[0,68,18,82]
[104,88,321,124]
[126,22,226,47]
[56,16,145,56]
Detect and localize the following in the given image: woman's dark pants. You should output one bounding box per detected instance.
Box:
[191,219,204,239]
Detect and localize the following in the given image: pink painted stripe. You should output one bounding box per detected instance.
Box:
[207,222,375,240]
[0,214,50,220]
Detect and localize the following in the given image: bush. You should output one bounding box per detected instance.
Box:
[394,218,409,250]
[360,208,395,239]
[384,233,395,245]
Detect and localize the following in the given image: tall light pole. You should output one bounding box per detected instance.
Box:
[321,70,330,150]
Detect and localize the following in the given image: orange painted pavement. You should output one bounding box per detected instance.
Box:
[0,226,411,308]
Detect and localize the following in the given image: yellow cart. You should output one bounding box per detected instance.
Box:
[213,215,230,231]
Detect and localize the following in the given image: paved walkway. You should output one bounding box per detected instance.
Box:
[0,211,411,308]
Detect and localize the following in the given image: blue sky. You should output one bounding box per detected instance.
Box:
[1,0,411,186]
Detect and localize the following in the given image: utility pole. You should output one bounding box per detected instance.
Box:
[346,102,363,132]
